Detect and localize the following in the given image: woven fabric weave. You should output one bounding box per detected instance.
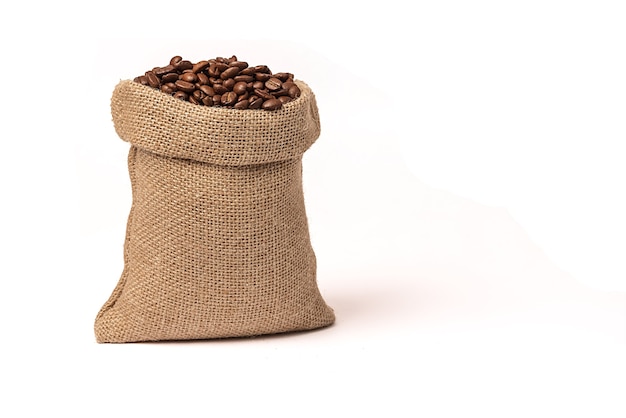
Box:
[95,80,334,343]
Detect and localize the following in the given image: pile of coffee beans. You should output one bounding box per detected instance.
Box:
[133,55,301,111]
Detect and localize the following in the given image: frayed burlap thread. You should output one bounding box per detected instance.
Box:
[95,80,334,343]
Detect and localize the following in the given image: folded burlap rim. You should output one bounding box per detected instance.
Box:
[111,79,321,166]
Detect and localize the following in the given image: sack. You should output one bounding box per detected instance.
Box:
[94,79,335,343]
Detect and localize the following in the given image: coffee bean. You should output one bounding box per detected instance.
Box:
[175,60,193,71]
[181,72,198,83]
[249,97,263,109]
[234,100,249,110]
[161,84,176,94]
[254,88,274,100]
[174,80,196,93]
[221,91,238,106]
[213,84,228,95]
[265,77,282,91]
[192,60,210,73]
[199,85,215,96]
[255,73,271,82]
[262,98,282,110]
[278,96,292,104]
[223,78,236,90]
[234,75,254,83]
[233,81,248,95]
[161,72,179,83]
[288,84,301,98]
[135,55,302,110]
[220,66,240,79]
[229,61,249,69]
[145,71,160,88]
[197,72,209,85]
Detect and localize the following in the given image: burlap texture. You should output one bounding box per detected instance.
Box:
[95,80,335,343]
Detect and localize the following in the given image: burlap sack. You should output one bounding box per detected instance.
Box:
[94,79,335,343]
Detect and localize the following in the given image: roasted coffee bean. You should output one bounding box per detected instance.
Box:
[234,75,254,83]
[240,67,257,76]
[278,95,293,104]
[154,65,175,76]
[229,61,248,69]
[175,60,193,71]
[189,95,201,105]
[192,90,205,101]
[161,84,176,94]
[192,60,210,73]
[262,98,282,110]
[145,71,160,88]
[135,55,302,110]
[199,85,215,96]
[174,80,196,93]
[220,66,240,79]
[213,84,228,95]
[233,81,248,95]
[221,91,238,106]
[288,84,301,98]
[161,72,179,83]
[197,72,209,85]
[180,72,198,83]
[254,65,271,73]
[249,97,263,109]
[255,72,271,82]
[273,72,292,82]
[254,88,275,100]
[265,77,282,91]
[234,100,249,110]
[223,78,236,90]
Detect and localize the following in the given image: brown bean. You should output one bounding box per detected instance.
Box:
[220,66,240,79]
[145,71,159,88]
[234,100,249,110]
[288,84,301,98]
[249,97,263,109]
[229,61,248,69]
[221,91,238,106]
[197,72,209,85]
[255,72,271,82]
[254,88,274,100]
[175,60,193,71]
[262,98,282,110]
[265,77,282,90]
[173,91,188,101]
[154,65,175,76]
[189,95,201,105]
[213,84,228,95]
[174,80,196,92]
[212,95,221,105]
[202,96,214,106]
[278,95,292,104]
[273,72,292,82]
[240,67,257,76]
[135,75,149,85]
[161,72,179,83]
[234,75,254,83]
[223,78,235,90]
[233,81,248,95]
[170,56,183,65]
[161,84,175,94]
[181,72,198,83]
[192,60,210,73]
[199,85,215,96]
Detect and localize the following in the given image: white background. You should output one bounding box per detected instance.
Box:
[1,1,625,417]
